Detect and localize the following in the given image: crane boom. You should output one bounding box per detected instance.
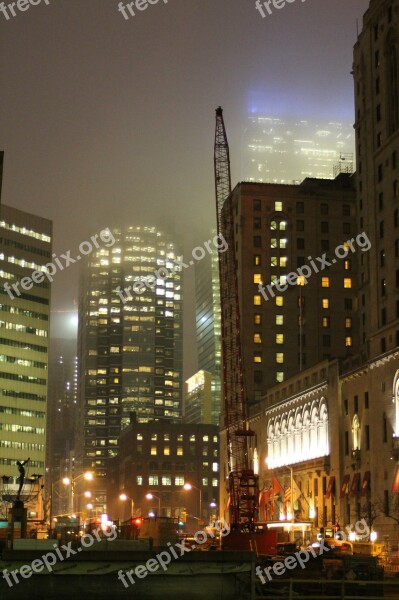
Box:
[214,107,259,532]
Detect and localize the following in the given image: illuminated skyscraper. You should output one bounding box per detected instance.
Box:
[77,226,183,509]
[242,115,355,183]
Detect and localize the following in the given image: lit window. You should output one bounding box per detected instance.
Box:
[344,278,352,289]
[151,434,157,441]
[322,277,330,288]
[345,318,352,328]
[254,274,262,284]
[254,295,261,306]
[149,475,158,486]
[270,221,277,230]
[276,353,284,364]
[322,298,329,309]
[275,201,283,212]
[297,275,305,286]
[280,257,287,267]
[276,296,284,307]
[254,333,262,344]
[164,434,170,441]
[344,260,351,270]
[202,478,209,486]
[322,317,330,328]
[162,476,172,486]
[280,221,287,231]
[280,239,287,249]
[254,255,261,266]
[276,315,283,325]
[212,478,218,487]
[254,314,262,325]
[271,256,278,267]
[271,239,278,248]
[276,372,284,383]
[254,352,262,363]
[190,434,196,442]
[276,334,284,344]
[136,476,143,485]
[177,446,183,455]
[203,435,209,442]
[164,447,170,455]
[212,463,218,472]
[151,446,157,455]
[345,336,352,347]
[175,476,184,486]
[213,436,218,443]
[137,434,143,441]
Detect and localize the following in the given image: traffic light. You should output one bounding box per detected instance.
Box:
[134,518,142,526]
[181,511,186,523]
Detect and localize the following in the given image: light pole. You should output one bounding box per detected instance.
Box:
[183,483,202,521]
[145,493,161,515]
[62,472,93,514]
[119,493,134,518]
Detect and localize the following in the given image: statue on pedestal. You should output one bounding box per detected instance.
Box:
[16,458,30,500]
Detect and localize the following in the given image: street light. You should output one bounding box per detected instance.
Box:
[62,472,94,513]
[145,493,161,515]
[183,483,202,521]
[119,493,134,517]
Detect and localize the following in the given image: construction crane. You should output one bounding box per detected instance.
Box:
[214,107,277,552]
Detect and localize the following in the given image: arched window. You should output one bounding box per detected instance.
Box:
[393,370,399,436]
[352,415,360,450]
[253,447,259,475]
[386,30,399,135]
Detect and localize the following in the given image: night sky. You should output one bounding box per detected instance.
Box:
[0,0,369,375]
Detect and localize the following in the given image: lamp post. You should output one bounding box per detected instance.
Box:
[119,493,134,518]
[62,472,93,514]
[145,493,161,515]
[183,483,202,521]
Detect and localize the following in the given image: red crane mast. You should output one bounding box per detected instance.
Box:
[214,107,259,533]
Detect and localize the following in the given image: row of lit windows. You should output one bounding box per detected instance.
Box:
[0,354,47,369]
[0,405,45,419]
[0,371,46,386]
[0,321,48,337]
[0,423,45,434]
[149,446,215,456]
[137,433,217,443]
[0,440,45,451]
[0,221,51,243]
[143,475,219,487]
[0,304,48,321]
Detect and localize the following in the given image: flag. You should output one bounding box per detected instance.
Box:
[273,477,283,495]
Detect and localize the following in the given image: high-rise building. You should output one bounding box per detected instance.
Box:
[353,0,399,360]
[242,114,355,183]
[187,246,221,426]
[46,338,78,516]
[76,226,183,510]
[0,197,52,516]
[221,175,359,405]
[184,370,212,424]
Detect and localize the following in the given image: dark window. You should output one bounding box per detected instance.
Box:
[380,221,384,238]
[365,425,370,450]
[381,278,386,296]
[297,238,305,250]
[378,164,383,181]
[296,220,304,231]
[393,151,397,169]
[297,256,305,267]
[388,5,393,22]
[387,33,399,134]
[383,414,388,443]
[344,399,348,415]
[379,192,384,210]
[342,205,351,217]
[253,236,261,247]
[345,431,349,455]
[321,240,329,251]
[374,24,378,42]
[254,371,263,383]
[396,240,399,257]
[375,50,380,68]
[394,181,398,198]
[384,490,389,516]
[382,307,387,325]
[354,395,358,413]
[322,335,331,347]
[364,392,369,409]
[321,203,328,215]
[376,77,380,94]
[253,199,261,211]
[376,104,381,121]
[377,132,382,147]
[380,250,385,267]
[253,217,261,229]
[395,211,398,227]
[345,298,353,310]
[381,337,386,353]
[321,222,329,233]
[296,201,304,213]
[343,223,351,234]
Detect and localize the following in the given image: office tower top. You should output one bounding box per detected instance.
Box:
[353,0,399,359]
[242,114,355,184]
